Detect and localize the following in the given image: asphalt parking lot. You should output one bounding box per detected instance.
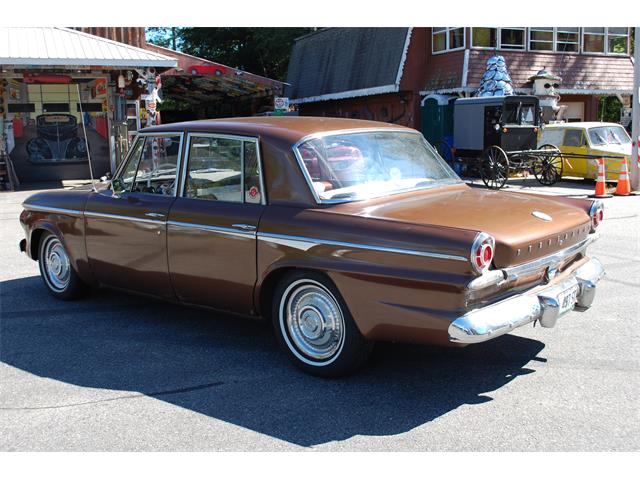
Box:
[1,179,638,451]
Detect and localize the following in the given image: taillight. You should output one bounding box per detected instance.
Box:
[471,232,495,274]
[589,200,604,232]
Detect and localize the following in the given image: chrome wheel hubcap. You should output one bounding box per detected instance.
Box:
[282,280,345,363]
[43,237,70,291]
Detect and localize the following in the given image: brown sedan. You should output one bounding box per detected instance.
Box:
[19,117,605,377]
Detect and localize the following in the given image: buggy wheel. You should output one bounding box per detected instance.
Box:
[534,144,563,186]
[433,140,455,167]
[480,146,509,189]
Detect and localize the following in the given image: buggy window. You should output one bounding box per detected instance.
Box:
[503,103,518,124]
[503,101,537,125]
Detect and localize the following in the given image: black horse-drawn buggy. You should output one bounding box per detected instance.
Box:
[438,95,563,189]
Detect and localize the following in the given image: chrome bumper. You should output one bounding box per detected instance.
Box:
[448,257,605,344]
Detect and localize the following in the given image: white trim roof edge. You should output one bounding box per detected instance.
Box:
[0,27,177,68]
[290,84,399,104]
[394,27,413,86]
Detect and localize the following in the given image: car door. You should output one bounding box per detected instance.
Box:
[84,132,184,298]
[561,128,589,178]
[167,133,266,314]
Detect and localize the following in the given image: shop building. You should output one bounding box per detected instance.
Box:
[1,27,284,188]
[0,27,178,185]
[286,27,634,142]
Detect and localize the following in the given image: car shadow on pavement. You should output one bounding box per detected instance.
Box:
[1,276,546,448]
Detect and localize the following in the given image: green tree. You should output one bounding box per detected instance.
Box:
[177,27,314,81]
[598,96,622,123]
[146,27,182,51]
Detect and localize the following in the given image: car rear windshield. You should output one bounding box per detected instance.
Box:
[588,126,631,146]
[295,130,461,202]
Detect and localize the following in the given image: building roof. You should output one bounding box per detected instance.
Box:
[0,27,177,68]
[422,49,634,95]
[466,50,634,95]
[144,43,284,100]
[285,28,412,104]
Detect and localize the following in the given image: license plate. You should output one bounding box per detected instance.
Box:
[558,284,579,316]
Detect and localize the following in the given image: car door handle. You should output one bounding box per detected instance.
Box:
[231,223,257,231]
[145,212,166,218]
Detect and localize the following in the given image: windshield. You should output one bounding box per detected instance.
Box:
[588,126,631,146]
[296,131,461,202]
[503,101,537,125]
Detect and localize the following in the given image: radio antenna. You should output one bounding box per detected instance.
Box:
[75,83,97,192]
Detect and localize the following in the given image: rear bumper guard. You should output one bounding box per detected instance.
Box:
[448,257,605,344]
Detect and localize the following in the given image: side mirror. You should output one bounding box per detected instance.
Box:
[111,178,124,194]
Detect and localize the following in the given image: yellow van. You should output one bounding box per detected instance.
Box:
[538,122,630,181]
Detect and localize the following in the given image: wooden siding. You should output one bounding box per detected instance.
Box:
[299,91,420,129]
[466,49,634,93]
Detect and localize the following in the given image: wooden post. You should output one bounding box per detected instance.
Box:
[630,27,640,191]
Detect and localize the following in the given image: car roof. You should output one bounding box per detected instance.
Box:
[140,116,415,145]
[543,122,623,130]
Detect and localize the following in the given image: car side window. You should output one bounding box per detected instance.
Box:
[563,129,584,147]
[113,137,144,193]
[130,135,182,196]
[184,135,263,204]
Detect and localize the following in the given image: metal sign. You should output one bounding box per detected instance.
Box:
[274,97,289,111]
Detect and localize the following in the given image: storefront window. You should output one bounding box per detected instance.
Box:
[530,27,554,51]
[472,28,497,48]
[607,27,629,54]
[500,28,525,49]
[449,27,464,50]
[556,27,579,52]
[432,28,447,53]
[432,27,465,53]
[583,27,605,53]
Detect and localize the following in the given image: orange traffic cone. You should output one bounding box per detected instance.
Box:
[591,158,612,198]
[614,157,631,196]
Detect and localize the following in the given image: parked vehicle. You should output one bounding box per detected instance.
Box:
[19,117,605,377]
[451,95,564,189]
[188,64,227,77]
[538,122,630,181]
[26,114,88,163]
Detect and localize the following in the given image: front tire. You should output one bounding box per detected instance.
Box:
[38,232,87,300]
[272,271,373,377]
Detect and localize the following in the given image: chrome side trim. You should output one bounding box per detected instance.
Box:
[84,211,165,225]
[258,232,467,261]
[502,234,598,282]
[167,220,256,238]
[21,204,84,217]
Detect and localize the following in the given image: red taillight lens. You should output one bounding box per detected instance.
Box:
[589,201,604,232]
[471,233,495,274]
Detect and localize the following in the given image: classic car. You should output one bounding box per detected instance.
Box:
[538,122,630,181]
[26,114,88,163]
[188,64,227,77]
[19,117,605,377]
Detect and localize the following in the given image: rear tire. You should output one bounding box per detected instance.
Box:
[272,271,373,377]
[38,232,87,300]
